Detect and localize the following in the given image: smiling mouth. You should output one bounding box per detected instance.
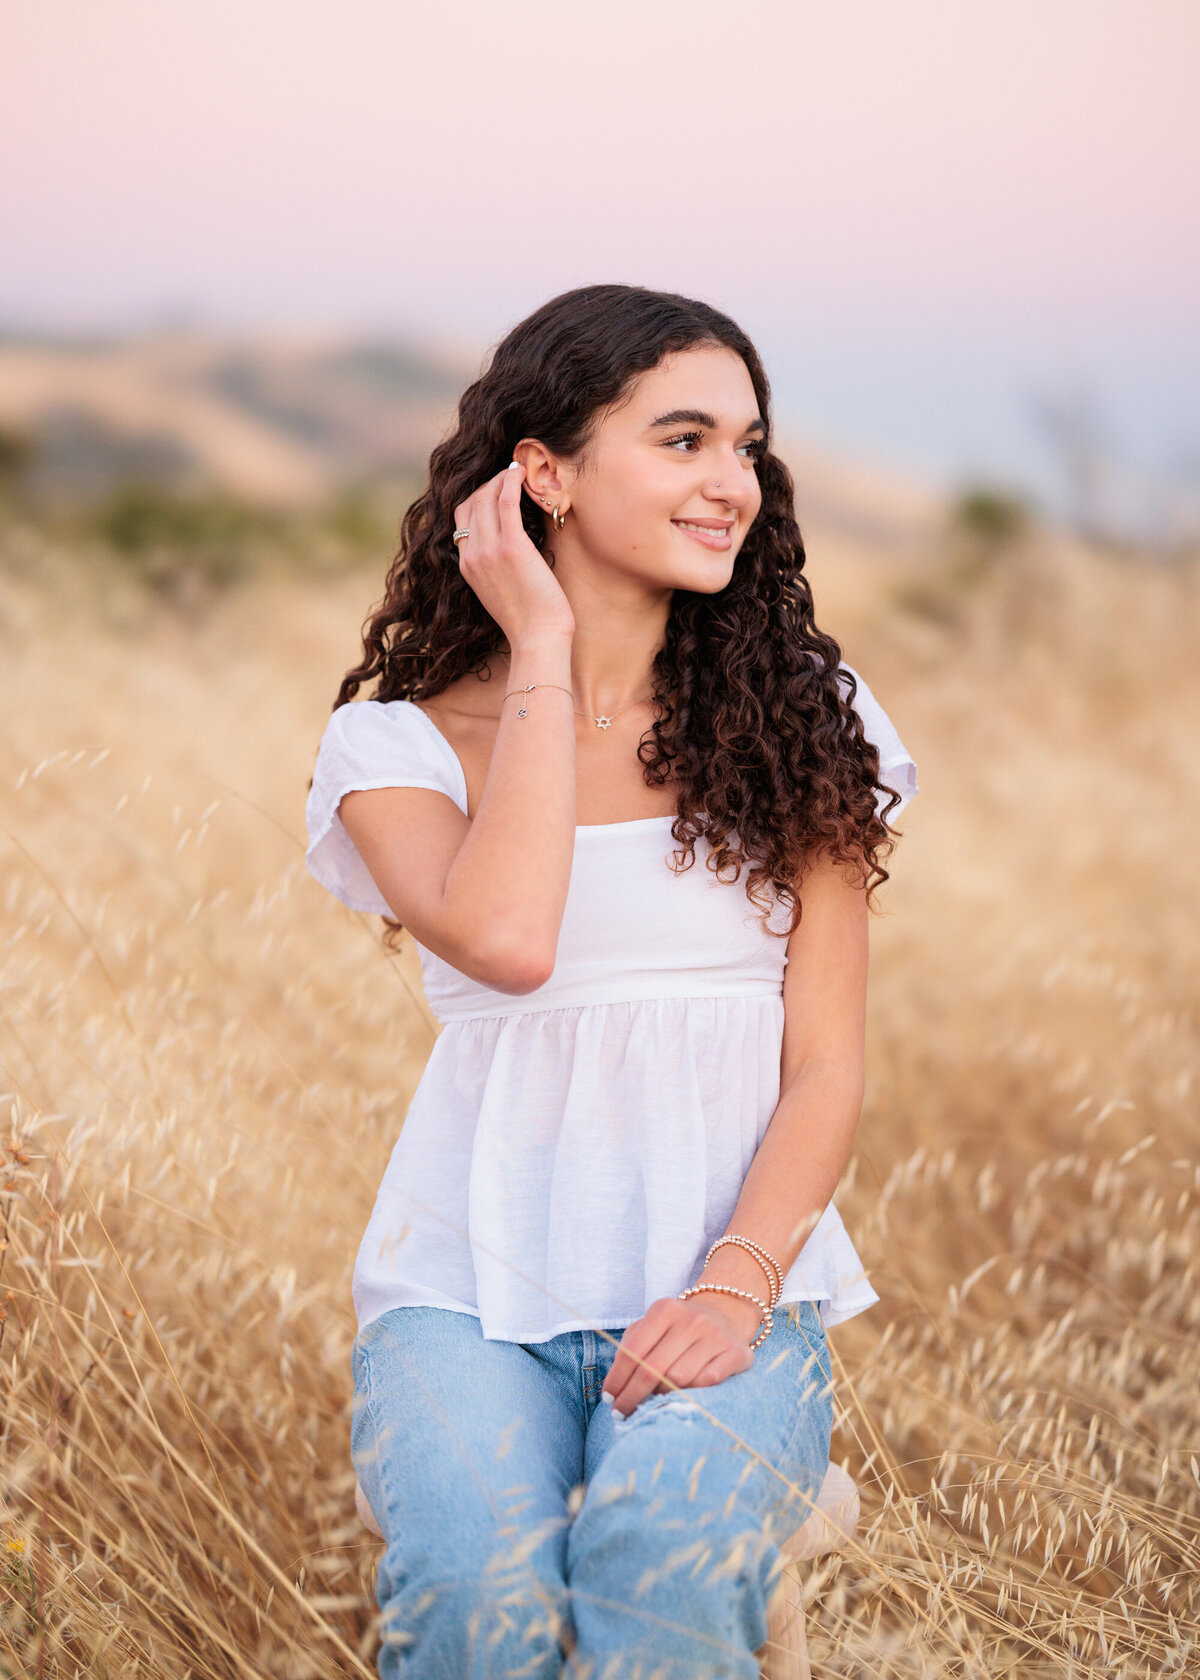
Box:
[672,519,734,549]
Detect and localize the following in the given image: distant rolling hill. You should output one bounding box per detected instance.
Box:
[0,329,947,548]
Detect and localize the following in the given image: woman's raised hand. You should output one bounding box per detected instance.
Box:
[453,463,575,647]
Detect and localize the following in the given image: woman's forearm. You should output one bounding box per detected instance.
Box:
[436,631,578,983]
[691,1063,866,1338]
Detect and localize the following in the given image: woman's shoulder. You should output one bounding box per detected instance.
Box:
[317,695,439,754]
[831,659,920,817]
[322,693,419,727]
[833,660,902,751]
[304,696,467,914]
[309,696,465,803]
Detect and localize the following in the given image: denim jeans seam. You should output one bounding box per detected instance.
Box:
[353,1334,394,1543]
[764,1322,833,1541]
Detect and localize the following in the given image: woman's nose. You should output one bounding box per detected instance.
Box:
[705,462,754,504]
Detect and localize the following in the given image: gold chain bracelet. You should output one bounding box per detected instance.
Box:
[501,683,575,719]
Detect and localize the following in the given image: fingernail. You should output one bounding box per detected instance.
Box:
[600,1390,613,1406]
[508,461,521,470]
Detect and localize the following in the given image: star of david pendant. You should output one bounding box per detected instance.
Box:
[595,716,612,729]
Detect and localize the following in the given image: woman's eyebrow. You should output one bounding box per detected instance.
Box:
[647,408,767,434]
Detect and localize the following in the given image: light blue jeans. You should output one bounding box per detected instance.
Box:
[350,1300,833,1680]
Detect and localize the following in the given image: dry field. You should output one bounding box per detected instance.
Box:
[0,515,1197,1677]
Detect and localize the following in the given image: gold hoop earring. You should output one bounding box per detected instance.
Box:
[552,505,567,531]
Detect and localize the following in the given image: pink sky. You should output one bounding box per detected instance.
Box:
[3,0,1197,521]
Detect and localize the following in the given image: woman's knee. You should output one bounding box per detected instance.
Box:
[375,1548,572,1680]
[567,1355,832,1616]
[350,1309,583,1558]
[564,1479,775,1680]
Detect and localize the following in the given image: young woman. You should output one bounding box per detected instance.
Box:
[305,284,918,1679]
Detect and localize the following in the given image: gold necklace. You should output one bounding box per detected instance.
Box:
[575,695,655,731]
[501,682,656,729]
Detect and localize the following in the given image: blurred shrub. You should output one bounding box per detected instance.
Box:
[318,481,398,557]
[0,423,37,519]
[892,480,1039,634]
[952,485,1031,547]
[0,475,413,618]
[97,480,270,557]
[90,481,274,602]
[0,422,36,486]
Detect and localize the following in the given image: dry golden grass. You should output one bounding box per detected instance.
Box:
[0,517,1197,1677]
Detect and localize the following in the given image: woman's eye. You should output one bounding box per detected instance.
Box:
[663,431,767,459]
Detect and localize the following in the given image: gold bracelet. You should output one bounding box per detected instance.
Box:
[702,1234,784,1307]
[502,682,575,719]
[677,1283,775,1350]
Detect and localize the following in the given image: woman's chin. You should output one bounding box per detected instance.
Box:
[668,558,737,593]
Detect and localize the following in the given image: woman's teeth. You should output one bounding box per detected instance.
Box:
[673,520,732,547]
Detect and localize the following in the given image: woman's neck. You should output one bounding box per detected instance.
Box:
[500,590,671,719]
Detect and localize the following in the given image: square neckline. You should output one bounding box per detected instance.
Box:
[404,700,678,832]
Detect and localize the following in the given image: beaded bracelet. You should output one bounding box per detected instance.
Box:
[705,1234,784,1307]
[676,1232,786,1351]
[677,1282,775,1350]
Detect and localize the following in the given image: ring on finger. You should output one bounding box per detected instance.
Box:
[452,528,470,544]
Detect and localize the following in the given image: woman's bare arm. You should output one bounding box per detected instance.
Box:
[601,852,871,1411]
[691,853,871,1332]
[338,464,579,995]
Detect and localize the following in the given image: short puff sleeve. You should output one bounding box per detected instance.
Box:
[838,662,920,821]
[304,700,466,915]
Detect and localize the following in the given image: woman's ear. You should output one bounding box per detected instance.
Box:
[512,439,568,515]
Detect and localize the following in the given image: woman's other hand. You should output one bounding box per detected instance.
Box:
[600,1295,759,1419]
[453,462,576,648]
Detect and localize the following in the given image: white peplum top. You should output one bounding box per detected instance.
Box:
[305,663,918,1343]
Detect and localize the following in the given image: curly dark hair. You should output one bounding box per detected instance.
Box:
[332,283,902,942]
